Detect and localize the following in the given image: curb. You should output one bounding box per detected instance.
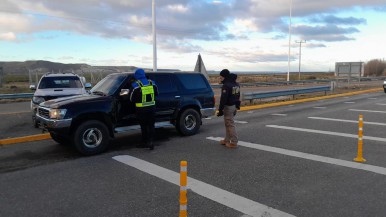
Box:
[0,133,51,146]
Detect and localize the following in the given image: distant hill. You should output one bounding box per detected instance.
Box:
[0,60,143,75]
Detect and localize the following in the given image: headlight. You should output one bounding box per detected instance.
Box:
[32,96,45,104]
[49,109,67,119]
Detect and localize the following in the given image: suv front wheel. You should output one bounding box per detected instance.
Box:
[73,120,110,155]
[176,108,201,136]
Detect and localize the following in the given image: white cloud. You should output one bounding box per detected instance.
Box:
[0,32,16,41]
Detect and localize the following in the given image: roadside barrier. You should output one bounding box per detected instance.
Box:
[354,114,366,163]
[243,85,331,104]
[179,161,188,217]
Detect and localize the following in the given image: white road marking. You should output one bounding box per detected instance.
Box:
[343,97,350,99]
[350,109,386,114]
[376,103,386,106]
[344,102,355,104]
[308,117,386,126]
[271,114,287,116]
[368,98,377,100]
[235,120,248,124]
[247,111,254,114]
[266,125,386,142]
[313,107,326,109]
[112,155,295,217]
[207,137,386,176]
[287,105,294,107]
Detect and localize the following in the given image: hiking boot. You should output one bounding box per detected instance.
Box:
[148,142,154,150]
[220,140,228,146]
[225,143,238,148]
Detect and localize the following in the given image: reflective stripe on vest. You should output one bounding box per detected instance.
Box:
[135,80,155,107]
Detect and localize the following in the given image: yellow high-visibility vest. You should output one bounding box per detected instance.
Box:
[135,80,155,107]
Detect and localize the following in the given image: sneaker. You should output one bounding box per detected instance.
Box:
[225,143,238,148]
[219,140,228,146]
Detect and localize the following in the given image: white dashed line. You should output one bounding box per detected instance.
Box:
[313,107,326,109]
[266,125,386,142]
[113,155,295,217]
[344,102,355,104]
[271,114,287,116]
[349,109,386,114]
[207,137,386,176]
[308,117,386,126]
[235,120,248,124]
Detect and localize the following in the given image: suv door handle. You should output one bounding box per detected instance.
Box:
[175,96,181,99]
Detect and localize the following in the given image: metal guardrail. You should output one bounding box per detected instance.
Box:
[243,85,331,102]
[0,93,33,99]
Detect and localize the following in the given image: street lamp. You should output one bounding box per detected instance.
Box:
[287,0,293,82]
[295,40,306,80]
[152,0,157,72]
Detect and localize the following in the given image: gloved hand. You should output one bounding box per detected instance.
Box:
[233,110,237,116]
[217,110,224,117]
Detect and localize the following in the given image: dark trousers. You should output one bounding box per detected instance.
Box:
[136,109,155,146]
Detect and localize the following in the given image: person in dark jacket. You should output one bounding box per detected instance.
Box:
[129,68,159,150]
[217,69,241,148]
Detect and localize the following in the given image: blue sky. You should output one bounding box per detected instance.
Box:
[0,0,385,72]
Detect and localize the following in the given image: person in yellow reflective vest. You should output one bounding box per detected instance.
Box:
[129,68,159,150]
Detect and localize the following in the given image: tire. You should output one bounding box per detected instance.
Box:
[176,109,201,136]
[73,120,110,155]
[384,88,386,93]
[33,117,39,128]
[50,132,71,146]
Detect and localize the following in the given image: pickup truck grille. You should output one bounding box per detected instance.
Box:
[38,107,50,119]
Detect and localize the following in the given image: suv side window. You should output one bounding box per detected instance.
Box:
[148,74,178,93]
[176,74,207,90]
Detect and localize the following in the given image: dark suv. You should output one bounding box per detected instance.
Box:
[36,71,215,155]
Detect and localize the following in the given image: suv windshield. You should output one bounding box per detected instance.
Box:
[38,76,82,89]
[91,74,127,96]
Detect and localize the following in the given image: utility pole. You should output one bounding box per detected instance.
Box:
[287,0,293,82]
[295,40,306,80]
[152,0,157,72]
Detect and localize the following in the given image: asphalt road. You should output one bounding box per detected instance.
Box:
[1,90,386,216]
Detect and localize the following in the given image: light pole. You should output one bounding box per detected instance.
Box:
[152,0,157,72]
[287,0,293,82]
[295,40,306,80]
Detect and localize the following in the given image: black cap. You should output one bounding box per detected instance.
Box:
[220,69,230,78]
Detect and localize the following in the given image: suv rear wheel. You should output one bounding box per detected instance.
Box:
[176,108,201,136]
[73,120,110,155]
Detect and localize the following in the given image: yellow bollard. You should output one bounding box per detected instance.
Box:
[354,114,366,163]
[179,161,188,217]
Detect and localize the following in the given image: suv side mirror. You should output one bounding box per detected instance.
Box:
[120,89,129,96]
[85,83,92,89]
[29,84,36,90]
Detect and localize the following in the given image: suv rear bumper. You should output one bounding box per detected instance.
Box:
[201,107,216,117]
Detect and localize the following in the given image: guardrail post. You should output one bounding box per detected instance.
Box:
[179,161,188,217]
[354,114,366,163]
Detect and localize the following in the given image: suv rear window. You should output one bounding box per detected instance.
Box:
[176,74,207,90]
[38,76,82,89]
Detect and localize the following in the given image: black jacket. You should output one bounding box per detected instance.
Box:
[219,73,240,111]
